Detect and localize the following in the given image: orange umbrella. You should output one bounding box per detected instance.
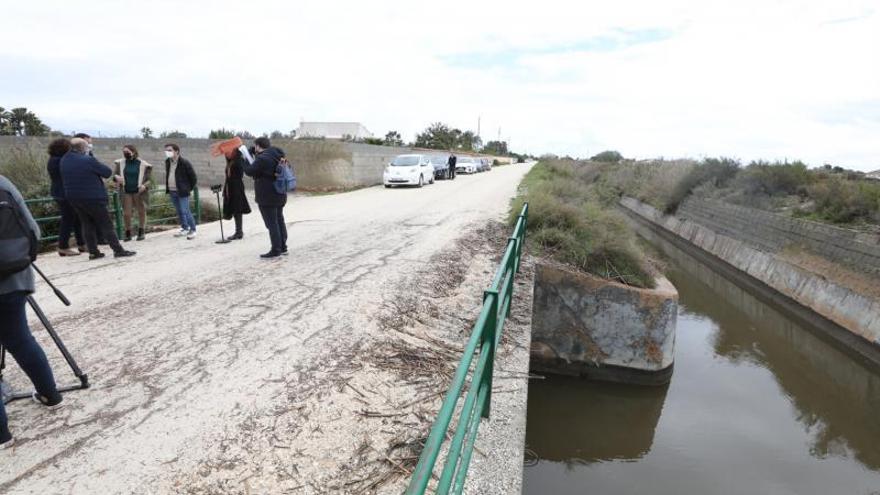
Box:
[210,136,244,158]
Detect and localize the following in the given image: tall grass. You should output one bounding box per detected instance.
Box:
[0,140,49,198]
[511,160,655,288]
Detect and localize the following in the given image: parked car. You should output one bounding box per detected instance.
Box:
[429,155,452,180]
[383,154,435,188]
[455,157,478,174]
[482,158,492,171]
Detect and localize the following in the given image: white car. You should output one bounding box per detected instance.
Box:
[455,157,478,174]
[384,154,435,188]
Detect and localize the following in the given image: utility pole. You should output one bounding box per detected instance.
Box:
[477,116,481,139]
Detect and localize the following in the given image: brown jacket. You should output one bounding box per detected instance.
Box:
[112,158,153,194]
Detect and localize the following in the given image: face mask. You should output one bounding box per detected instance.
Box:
[87,143,93,150]
[123,152,132,159]
[165,150,174,158]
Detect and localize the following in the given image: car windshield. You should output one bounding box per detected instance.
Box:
[459,157,473,163]
[431,156,448,163]
[391,156,421,166]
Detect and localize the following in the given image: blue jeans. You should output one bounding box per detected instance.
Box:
[258,205,287,253]
[170,191,196,232]
[0,292,60,442]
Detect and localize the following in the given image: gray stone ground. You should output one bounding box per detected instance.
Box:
[0,164,533,494]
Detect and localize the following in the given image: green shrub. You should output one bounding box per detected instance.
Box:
[806,177,880,224]
[738,160,813,197]
[0,140,49,198]
[665,157,740,213]
[590,150,623,163]
[511,161,654,288]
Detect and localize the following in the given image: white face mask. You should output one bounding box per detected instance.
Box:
[165,150,175,159]
[87,143,94,150]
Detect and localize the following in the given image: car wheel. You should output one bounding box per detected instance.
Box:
[384,184,392,188]
[417,175,424,188]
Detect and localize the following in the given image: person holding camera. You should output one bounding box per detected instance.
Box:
[163,143,198,240]
[60,138,136,260]
[0,175,63,450]
[242,137,287,258]
[222,148,251,240]
[113,144,152,242]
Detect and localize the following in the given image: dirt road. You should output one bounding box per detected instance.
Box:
[0,163,533,494]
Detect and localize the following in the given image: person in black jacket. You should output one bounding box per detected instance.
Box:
[46,138,85,256]
[163,143,199,240]
[223,148,251,240]
[242,137,287,258]
[73,132,108,245]
[60,138,136,259]
[447,154,457,180]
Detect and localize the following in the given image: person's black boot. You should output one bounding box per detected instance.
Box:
[124,230,132,242]
[114,250,136,258]
[89,252,106,260]
[137,228,145,241]
[260,250,281,259]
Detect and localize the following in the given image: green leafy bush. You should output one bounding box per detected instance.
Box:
[511,161,654,288]
[665,157,740,213]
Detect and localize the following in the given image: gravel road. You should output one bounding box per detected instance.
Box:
[0,163,533,494]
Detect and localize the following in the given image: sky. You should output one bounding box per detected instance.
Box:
[2,0,879,170]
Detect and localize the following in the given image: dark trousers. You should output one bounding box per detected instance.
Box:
[234,213,243,235]
[448,164,456,179]
[0,291,60,442]
[258,205,287,253]
[70,201,124,254]
[55,199,84,249]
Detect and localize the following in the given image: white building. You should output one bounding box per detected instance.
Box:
[295,122,373,140]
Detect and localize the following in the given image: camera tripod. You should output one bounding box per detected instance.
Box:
[0,264,90,405]
[212,185,231,244]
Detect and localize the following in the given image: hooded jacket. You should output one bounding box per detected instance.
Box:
[243,146,287,207]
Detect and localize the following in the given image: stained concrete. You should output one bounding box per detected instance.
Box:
[620,196,880,363]
[530,263,677,385]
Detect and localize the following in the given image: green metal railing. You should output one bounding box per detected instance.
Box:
[26,187,201,243]
[405,202,529,495]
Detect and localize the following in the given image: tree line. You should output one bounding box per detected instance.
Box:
[1,108,527,158]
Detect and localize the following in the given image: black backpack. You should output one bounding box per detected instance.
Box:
[0,189,37,277]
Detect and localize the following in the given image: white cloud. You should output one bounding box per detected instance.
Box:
[1,0,878,169]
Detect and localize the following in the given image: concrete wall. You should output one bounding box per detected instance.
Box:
[530,263,678,385]
[620,196,880,351]
[0,136,509,192]
[678,197,880,274]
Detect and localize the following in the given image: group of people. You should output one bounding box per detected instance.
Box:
[42,135,290,259]
[0,136,294,448]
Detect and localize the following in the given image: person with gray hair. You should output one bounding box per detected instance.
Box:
[60,138,136,259]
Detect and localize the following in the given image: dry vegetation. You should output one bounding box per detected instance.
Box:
[509,159,655,288]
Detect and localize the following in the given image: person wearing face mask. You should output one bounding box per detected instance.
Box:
[112,144,152,241]
[163,143,198,240]
[60,138,136,259]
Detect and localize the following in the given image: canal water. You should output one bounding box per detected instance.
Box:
[523,226,880,495]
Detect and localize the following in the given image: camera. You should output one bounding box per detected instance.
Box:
[211,184,222,193]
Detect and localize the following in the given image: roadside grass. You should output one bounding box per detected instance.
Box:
[511,160,655,288]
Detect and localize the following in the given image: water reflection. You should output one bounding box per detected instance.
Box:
[651,229,880,471]
[524,221,880,495]
[526,376,668,463]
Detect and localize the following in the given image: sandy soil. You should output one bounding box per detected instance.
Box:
[0,163,533,494]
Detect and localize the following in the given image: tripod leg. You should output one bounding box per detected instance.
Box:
[26,296,89,389]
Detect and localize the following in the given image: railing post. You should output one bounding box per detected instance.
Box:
[111,192,123,239]
[193,187,201,224]
[481,289,498,418]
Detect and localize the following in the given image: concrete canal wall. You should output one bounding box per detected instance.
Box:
[530,263,678,385]
[620,196,880,365]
